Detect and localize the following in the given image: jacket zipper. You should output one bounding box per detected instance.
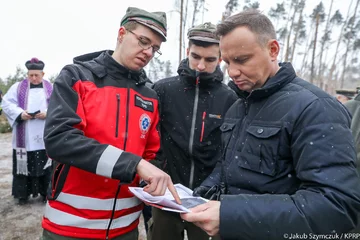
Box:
[188,74,200,189]
[200,111,206,142]
[105,183,122,239]
[115,94,120,137]
[107,80,131,238]
[124,83,130,150]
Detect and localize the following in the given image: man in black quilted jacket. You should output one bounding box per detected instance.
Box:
[181,9,360,240]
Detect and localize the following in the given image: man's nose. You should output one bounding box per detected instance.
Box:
[227,66,240,79]
[143,47,154,58]
[197,60,205,71]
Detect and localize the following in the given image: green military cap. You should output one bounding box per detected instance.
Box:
[121,7,167,42]
[335,89,357,99]
[187,22,219,43]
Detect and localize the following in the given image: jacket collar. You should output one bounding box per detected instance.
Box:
[73,50,150,85]
[177,58,223,88]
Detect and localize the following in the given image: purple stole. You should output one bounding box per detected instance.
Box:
[15,79,52,175]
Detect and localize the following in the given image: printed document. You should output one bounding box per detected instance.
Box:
[129,183,208,213]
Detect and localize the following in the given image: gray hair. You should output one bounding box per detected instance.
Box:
[216,9,276,47]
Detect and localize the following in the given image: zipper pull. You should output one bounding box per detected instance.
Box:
[200,111,206,142]
[195,71,200,85]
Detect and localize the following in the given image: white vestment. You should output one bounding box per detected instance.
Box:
[2,82,49,151]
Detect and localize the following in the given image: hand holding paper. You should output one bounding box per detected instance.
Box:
[136,159,181,204]
[129,183,208,213]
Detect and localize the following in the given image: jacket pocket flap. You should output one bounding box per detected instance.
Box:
[220,122,236,132]
[246,126,281,138]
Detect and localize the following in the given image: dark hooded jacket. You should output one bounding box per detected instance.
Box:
[202,62,360,239]
[153,59,237,189]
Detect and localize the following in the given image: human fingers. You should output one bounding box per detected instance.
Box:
[22,111,31,120]
[167,179,181,204]
[146,175,165,196]
[143,176,157,193]
[35,112,45,119]
[180,209,206,223]
[189,201,211,213]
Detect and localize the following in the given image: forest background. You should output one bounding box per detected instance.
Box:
[1,0,359,100]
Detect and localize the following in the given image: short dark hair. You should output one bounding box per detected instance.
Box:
[188,39,221,57]
[216,9,276,47]
[123,21,138,31]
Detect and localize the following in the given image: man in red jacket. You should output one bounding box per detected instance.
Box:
[41,7,180,240]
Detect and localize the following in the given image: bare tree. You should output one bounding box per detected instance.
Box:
[339,0,360,88]
[317,0,334,89]
[243,0,260,10]
[310,2,326,84]
[268,2,286,29]
[328,0,354,90]
[220,0,239,81]
[179,0,184,65]
[284,0,299,62]
[289,0,306,63]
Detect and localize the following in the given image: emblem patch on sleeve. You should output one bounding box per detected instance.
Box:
[139,114,151,139]
[135,95,154,112]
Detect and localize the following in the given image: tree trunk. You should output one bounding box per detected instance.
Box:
[310,14,320,84]
[284,0,299,62]
[318,0,334,90]
[290,0,305,63]
[328,0,353,90]
[340,0,360,88]
[179,0,184,65]
[182,0,189,60]
[191,0,199,27]
[299,24,314,76]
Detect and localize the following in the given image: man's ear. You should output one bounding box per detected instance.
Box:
[268,39,280,61]
[186,47,190,57]
[118,26,127,41]
[218,57,222,65]
[41,72,45,78]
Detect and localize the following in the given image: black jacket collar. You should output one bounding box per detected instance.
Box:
[177,58,223,88]
[73,50,150,85]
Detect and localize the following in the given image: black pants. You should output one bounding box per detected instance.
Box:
[12,149,51,199]
[142,205,152,232]
[41,228,138,240]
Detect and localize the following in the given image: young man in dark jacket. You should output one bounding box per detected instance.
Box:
[148,22,237,240]
[41,7,180,240]
[181,10,360,239]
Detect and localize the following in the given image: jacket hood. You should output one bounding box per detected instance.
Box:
[177,58,223,87]
[235,62,296,100]
[73,50,150,85]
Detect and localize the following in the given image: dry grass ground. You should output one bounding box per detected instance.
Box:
[0,132,147,240]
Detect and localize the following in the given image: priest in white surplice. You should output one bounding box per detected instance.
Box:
[1,58,53,205]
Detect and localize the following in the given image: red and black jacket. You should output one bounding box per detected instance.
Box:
[42,50,161,239]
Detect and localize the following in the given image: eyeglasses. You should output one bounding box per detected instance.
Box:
[128,30,162,57]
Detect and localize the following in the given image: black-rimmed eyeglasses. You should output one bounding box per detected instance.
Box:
[128,30,162,57]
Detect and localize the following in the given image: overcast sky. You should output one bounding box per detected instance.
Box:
[0,0,349,80]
